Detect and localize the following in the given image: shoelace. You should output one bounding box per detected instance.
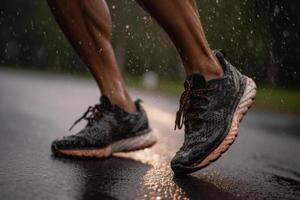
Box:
[69,104,105,131]
[174,80,214,130]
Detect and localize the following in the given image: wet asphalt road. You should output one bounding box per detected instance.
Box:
[0,68,300,200]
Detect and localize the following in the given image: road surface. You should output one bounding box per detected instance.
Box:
[0,68,299,200]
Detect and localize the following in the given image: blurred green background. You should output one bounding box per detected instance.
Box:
[0,0,299,113]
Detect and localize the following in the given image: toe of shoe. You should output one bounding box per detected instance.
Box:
[51,139,64,155]
[51,138,75,154]
[171,149,194,166]
[171,160,200,175]
[171,150,206,175]
[171,154,191,174]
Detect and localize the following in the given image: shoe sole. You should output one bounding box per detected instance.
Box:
[195,76,257,170]
[54,131,157,158]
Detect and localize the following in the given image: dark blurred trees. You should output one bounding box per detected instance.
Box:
[0,0,299,88]
[0,0,82,73]
[254,0,300,87]
[199,0,300,88]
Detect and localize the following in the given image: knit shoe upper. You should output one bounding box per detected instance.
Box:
[51,96,151,154]
[171,50,247,174]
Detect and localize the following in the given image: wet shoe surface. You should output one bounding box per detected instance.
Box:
[51,96,156,158]
[171,50,257,174]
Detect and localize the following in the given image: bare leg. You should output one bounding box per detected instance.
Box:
[47,0,136,113]
[136,0,223,81]
[188,0,200,16]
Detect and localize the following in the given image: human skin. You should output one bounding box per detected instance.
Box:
[47,0,223,113]
[137,0,223,79]
[47,0,137,113]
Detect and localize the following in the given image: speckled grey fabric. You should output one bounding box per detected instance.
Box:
[172,50,246,174]
[51,96,151,152]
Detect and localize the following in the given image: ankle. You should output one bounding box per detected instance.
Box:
[202,61,224,81]
[106,93,137,113]
[99,76,137,113]
[186,56,224,81]
[116,98,137,113]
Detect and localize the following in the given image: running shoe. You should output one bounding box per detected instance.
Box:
[51,96,156,158]
[171,50,256,174]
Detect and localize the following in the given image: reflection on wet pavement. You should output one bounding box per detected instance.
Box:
[52,149,241,200]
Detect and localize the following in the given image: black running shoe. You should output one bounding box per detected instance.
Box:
[51,96,156,158]
[171,50,256,174]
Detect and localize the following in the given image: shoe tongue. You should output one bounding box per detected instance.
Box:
[100,96,112,107]
[188,74,206,89]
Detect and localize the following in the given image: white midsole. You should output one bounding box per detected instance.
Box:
[60,132,157,158]
[111,132,157,152]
